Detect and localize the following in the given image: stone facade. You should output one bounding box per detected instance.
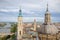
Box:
[17,9,24,40]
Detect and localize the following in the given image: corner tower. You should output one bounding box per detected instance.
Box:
[44,4,51,24]
[17,9,23,40]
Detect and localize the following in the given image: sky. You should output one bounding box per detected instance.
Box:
[0,0,60,22]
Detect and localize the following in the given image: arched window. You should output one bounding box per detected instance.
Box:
[20,31,21,35]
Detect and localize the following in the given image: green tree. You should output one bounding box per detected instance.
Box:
[11,23,17,33]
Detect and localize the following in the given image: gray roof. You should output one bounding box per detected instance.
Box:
[39,24,58,35]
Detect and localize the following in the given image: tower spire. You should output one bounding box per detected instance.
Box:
[18,7,22,17]
[46,3,48,12]
[44,3,51,24]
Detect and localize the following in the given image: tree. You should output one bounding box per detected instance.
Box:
[11,23,17,33]
[10,34,16,40]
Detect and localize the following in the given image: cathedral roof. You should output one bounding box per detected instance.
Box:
[22,34,31,38]
[39,24,58,35]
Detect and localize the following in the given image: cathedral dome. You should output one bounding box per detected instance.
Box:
[38,4,59,35]
[40,24,58,35]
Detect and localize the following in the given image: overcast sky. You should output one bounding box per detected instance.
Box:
[0,0,60,22]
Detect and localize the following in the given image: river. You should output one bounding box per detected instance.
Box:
[0,23,11,35]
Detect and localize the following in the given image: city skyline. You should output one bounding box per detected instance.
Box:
[0,0,60,22]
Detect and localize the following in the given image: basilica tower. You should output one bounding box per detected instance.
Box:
[40,3,58,34]
[44,4,51,24]
[33,19,37,31]
[17,9,23,40]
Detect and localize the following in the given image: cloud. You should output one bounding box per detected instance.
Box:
[23,17,44,22]
[51,17,60,22]
[0,0,20,9]
[0,17,17,22]
[48,0,60,13]
[0,0,60,22]
[21,0,60,13]
[0,16,60,22]
[0,16,44,22]
[0,9,19,12]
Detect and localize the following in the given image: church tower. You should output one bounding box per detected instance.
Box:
[44,4,51,24]
[33,19,37,31]
[17,9,23,40]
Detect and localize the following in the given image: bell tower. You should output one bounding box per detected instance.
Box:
[17,8,23,40]
[44,4,51,24]
[33,19,37,31]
